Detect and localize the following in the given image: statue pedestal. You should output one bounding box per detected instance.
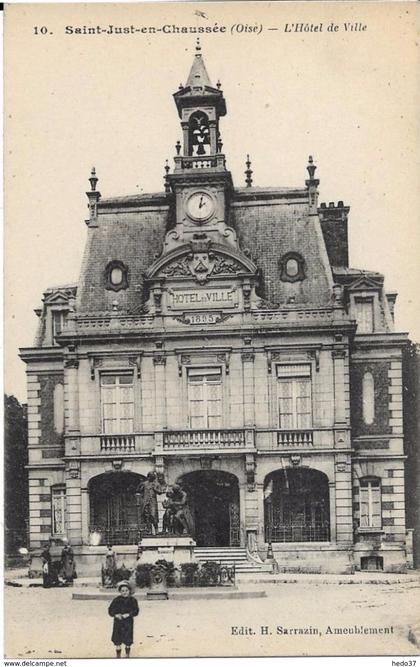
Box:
[138,535,196,565]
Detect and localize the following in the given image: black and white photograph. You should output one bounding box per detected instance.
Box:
[4,1,420,661]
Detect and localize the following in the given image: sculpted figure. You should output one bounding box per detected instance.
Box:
[137,472,166,534]
[169,484,195,538]
[102,545,117,588]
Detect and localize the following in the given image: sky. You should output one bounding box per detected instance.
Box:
[5,1,419,402]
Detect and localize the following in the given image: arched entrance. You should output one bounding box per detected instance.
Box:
[178,470,240,547]
[89,472,145,545]
[264,468,330,542]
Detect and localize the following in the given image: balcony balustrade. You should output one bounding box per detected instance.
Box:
[100,434,136,452]
[163,429,246,450]
[277,430,313,447]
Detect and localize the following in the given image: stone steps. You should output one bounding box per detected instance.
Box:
[194,547,271,573]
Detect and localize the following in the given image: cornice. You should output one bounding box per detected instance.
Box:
[19,347,64,363]
[352,332,408,351]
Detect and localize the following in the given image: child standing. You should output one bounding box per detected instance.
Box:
[108,580,139,658]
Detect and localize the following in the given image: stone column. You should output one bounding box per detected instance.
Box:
[65,462,82,545]
[328,481,337,542]
[209,121,217,154]
[239,483,247,547]
[332,349,347,426]
[153,354,167,431]
[242,350,255,427]
[181,122,189,156]
[334,459,353,544]
[64,358,80,434]
[80,487,89,545]
[255,483,266,547]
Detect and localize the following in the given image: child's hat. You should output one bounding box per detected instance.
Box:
[117,579,132,592]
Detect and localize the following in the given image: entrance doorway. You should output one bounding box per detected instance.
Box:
[264,468,330,542]
[178,470,240,547]
[89,472,145,545]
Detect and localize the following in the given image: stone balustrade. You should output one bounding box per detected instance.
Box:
[100,434,136,452]
[163,429,246,450]
[277,430,314,447]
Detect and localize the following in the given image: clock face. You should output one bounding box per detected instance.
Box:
[186,191,215,222]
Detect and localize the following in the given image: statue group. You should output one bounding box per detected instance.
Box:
[136,472,195,538]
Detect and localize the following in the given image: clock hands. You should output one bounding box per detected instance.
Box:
[198,195,205,209]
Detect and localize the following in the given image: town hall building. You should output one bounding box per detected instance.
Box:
[20,43,410,573]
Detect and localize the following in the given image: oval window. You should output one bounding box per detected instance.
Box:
[110,267,123,285]
[286,258,299,277]
[362,372,375,425]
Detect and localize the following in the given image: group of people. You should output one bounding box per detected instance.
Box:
[105,472,194,658]
[40,539,77,588]
[39,472,193,657]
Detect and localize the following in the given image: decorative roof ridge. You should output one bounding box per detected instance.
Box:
[333,266,384,278]
[43,283,78,294]
[98,191,169,205]
[235,185,305,193]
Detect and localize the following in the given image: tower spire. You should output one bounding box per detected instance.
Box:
[185,38,213,89]
[172,41,227,163]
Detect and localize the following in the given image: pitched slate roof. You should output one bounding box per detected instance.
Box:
[76,205,170,314]
[231,192,333,306]
[75,186,334,313]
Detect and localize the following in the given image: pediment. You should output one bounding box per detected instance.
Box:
[347,276,382,292]
[146,241,257,286]
[43,289,76,305]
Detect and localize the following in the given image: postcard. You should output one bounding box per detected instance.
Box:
[4,1,420,661]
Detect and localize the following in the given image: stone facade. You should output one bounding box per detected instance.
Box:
[20,45,410,573]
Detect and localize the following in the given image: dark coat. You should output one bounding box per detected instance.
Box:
[108,595,139,646]
[61,546,76,582]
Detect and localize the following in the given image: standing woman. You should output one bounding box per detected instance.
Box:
[108,580,139,658]
[40,542,52,588]
[60,538,76,585]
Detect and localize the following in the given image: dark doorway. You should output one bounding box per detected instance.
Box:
[89,472,145,545]
[178,470,240,547]
[264,468,330,542]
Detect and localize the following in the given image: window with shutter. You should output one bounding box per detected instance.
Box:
[277,364,312,429]
[360,477,381,528]
[187,368,222,428]
[354,298,374,333]
[101,374,134,434]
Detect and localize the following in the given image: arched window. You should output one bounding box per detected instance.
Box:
[359,476,381,529]
[188,111,210,156]
[264,468,330,543]
[362,371,375,425]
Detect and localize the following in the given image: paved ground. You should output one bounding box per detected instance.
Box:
[4,579,420,659]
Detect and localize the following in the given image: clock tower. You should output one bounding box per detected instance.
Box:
[167,40,234,248]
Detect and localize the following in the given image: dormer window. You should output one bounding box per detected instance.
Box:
[105,260,129,292]
[354,297,374,333]
[51,310,67,343]
[279,253,305,283]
